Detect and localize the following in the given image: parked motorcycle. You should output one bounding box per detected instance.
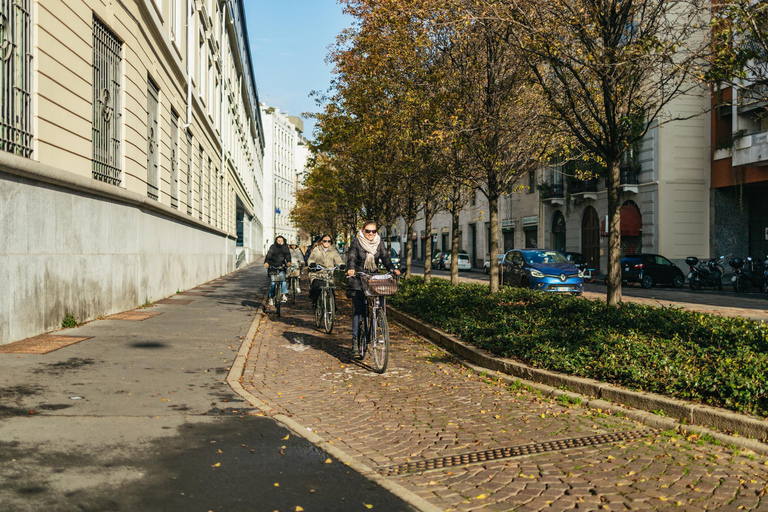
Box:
[764,267,768,294]
[728,255,768,293]
[686,256,724,291]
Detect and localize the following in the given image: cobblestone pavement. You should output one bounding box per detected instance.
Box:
[242,280,768,511]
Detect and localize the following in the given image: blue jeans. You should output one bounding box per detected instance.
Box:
[349,289,367,339]
[269,270,288,298]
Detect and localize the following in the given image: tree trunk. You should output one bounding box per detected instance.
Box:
[424,204,434,284]
[451,188,461,286]
[405,217,415,278]
[488,193,500,293]
[606,159,623,306]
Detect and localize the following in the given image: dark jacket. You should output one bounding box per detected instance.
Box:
[265,243,292,268]
[346,237,394,293]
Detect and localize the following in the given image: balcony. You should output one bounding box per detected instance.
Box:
[733,130,768,167]
[619,166,639,193]
[539,181,565,205]
[569,178,598,200]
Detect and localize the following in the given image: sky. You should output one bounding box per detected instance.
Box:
[244,1,353,140]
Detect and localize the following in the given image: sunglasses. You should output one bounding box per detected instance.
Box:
[322,239,331,243]
[364,229,377,234]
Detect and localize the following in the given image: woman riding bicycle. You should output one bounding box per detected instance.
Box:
[288,243,304,293]
[308,234,343,310]
[264,235,292,307]
[346,221,399,358]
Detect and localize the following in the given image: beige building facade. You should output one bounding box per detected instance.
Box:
[0,0,264,344]
[407,92,712,275]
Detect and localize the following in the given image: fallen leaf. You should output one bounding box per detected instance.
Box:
[364,504,373,509]
[295,507,304,511]
[476,494,488,500]
[325,458,332,464]
[211,463,221,468]
[274,483,280,487]
[282,434,290,440]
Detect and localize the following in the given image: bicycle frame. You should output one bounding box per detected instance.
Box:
[357,270,397,373]
[268,265,287,316]
[310,264,342,334]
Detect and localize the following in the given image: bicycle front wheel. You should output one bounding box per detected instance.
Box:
[371,308,389,373]
[275,288,282,317]
[323,292,335,334]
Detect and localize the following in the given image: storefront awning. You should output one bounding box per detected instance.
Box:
[600,205,642,236]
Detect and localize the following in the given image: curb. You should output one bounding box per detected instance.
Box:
[226,296,442,512]
[388,306,768,456]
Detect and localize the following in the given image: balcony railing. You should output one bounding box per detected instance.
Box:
[539,181,564,200]
[569,178,598,194]
[733,130,768,167]
[620,167,639,185]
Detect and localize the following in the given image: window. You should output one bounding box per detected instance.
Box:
[528,170,535,193]
[146,78,159,200]
[170,109,179,209]
[207,157,212,223]
[186,130,192,215]
[92,17,122,184]
[169,0,181,45]
[197,145,203,220]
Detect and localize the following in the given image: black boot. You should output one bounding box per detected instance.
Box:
[351,336,361,358]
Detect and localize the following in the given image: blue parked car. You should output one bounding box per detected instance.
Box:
[501,249,584,295]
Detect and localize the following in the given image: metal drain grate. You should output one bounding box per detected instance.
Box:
[378,429,655,476]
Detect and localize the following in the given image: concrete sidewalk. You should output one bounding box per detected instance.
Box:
[0,263,415,511]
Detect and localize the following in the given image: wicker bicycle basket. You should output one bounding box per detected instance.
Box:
[361,274,398,297]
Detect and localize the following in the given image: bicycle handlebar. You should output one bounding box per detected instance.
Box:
[309,263,345,272]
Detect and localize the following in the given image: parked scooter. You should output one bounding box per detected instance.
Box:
[686,256,724,291]
[728,254,768,293]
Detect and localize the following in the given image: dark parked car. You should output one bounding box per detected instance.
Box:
[502,249,583,295]
[621,254,685,289]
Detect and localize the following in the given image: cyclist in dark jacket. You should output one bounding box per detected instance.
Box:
[264,236,292,307]
[345,220,399,357]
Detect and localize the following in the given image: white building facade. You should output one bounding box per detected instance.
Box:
[260,105,304,248]
[0,0,264,344]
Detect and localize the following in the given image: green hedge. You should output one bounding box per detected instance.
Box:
[390,277,768,418]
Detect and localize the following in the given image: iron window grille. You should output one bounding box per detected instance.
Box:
[92,17,122,184]
[198,145,203,220]
[170,109,179,209]
[146,78,159,200]
[186,130,192,215]
[207,157,211,223]
[1,0,32,158]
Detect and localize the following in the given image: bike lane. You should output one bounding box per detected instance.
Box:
[241,285,768,511]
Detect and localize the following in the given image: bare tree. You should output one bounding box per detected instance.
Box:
[499,0,711,305]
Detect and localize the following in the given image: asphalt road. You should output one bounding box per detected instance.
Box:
[0,268,414,512]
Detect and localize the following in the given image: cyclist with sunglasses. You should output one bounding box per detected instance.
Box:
[346,220,400,358]
[308,234,343,310]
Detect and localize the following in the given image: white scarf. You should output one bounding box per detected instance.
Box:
[357,230,381,272]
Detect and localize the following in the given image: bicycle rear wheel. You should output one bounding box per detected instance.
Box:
[323,292,335,334]
[371,308,389,373]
